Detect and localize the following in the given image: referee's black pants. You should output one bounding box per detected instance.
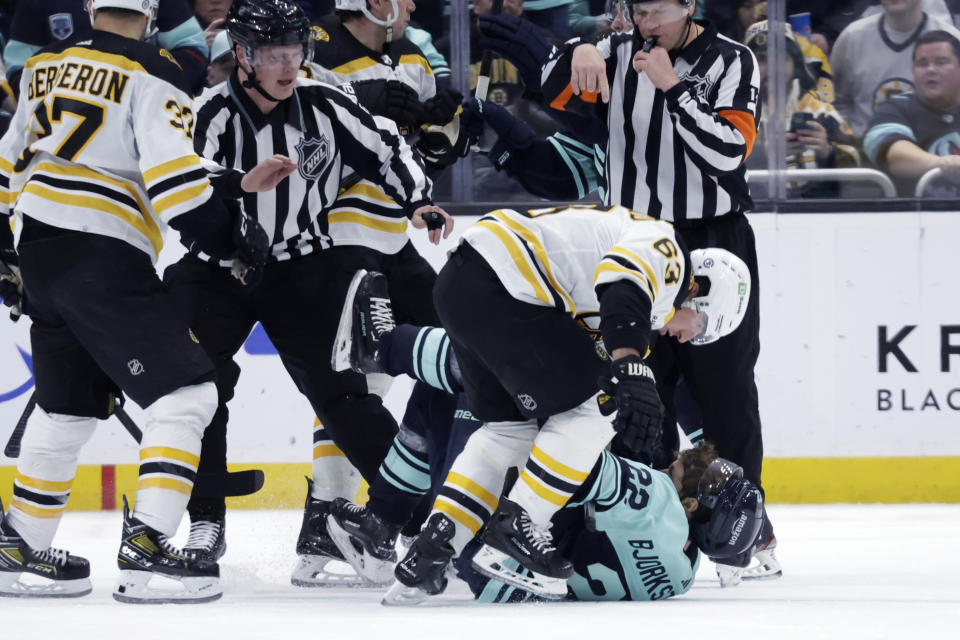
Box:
[648,213,764,490]
[164,247,399,520]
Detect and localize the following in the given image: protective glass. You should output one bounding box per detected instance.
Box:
[250,44,307,70]
[628,1,689,28]
[696,458,744,510]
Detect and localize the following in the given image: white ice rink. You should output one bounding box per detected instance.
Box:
[5,504,959,640]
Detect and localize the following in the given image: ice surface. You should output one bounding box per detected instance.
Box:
[4,505,959,639]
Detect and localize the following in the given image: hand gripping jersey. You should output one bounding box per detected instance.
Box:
[309,15,437,255]
[459,205,686,334]
[0,31,216,262]
[476,451,698,602]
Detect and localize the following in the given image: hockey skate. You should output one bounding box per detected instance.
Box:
[326,498,401,585]
[291,479,373,588]
[331,269,395,373]
[184,518,226,564]
[0,498,92,598]
[743,534,782,581]
[716,534,782,587]
[382,512,456,606]
[113,497,221,604]
[471,498,571,600]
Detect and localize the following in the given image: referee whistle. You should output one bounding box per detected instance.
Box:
[642,36,659,52]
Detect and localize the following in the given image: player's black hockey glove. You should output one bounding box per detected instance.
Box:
[0,223,23,321]
[598,355,663,463]
[351,79,424,129]
[477,14,556,94]
[419,89,463,127]
[231,214,269,286]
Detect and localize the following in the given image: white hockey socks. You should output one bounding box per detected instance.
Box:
[431,419,537,554]
[7,407,96,550]
[310,419,363,503]
[133,382,216,537]
[508,396,615,525]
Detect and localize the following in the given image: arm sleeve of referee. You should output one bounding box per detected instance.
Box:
[540,34,625,120]
[321,85,433,214]
[662,45,760,175]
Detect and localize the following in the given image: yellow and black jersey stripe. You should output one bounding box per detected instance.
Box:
[328,181,407,235]
[473,210,577,315]
[22,161,164,254]
[595,245,663,305]
[143,155,213,225]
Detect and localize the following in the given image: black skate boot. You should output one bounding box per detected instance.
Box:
[331,269,395,373]
[184,518,226,564]
[327,498,401,585]
[0,498,91,598]
[382,512,455,606]
[471,498,571,599]
[291,478,370,588]
[113,496,221,604]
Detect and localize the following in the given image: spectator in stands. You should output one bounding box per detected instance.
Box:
[744,19,859,198]
[4,0,209,95]
[831,0,960,139]
[864,29,960,195]
[206,28,235,86]
[191,0,233,48]
[569,0,612,37]
[524,0,574,40]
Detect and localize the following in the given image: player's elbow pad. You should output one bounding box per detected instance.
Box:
[598,280,653,354]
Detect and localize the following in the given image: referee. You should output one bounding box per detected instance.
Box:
[542,0,779,583]
[163,0,451,560]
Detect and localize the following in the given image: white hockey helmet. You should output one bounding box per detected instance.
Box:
[87,0,159,38]
[335,0,400,40]
[682,248,751,345]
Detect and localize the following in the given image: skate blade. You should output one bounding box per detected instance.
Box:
[742,568,783,581]
[290,554,385,589]
[112,570,222,604]
[326,515,396,585]
[331,269,367,372]
[471,545,567,600]
[381,580,430,606]
[0,572,92,598]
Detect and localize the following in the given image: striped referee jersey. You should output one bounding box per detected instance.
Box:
[192,73,432,264]
[543,23,760,222]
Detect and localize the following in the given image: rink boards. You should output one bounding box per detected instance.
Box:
[2,211,959,506]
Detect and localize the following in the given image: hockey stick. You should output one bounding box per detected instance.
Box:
[3,391,36,458]
[474,0,504,101]
[113,404,265,498]
[4,396,263,497]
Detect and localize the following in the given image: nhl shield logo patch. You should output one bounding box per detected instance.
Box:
[49,13,74,41]
[296,135,329,181]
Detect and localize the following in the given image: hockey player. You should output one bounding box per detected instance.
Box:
[324,230,758,602]
[0,0,292,602]
[327,205,751,600]
[464,444,764,603]
[166,0,451,585]
[294,0,465,585]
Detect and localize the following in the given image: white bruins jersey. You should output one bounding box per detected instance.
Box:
[0,31,215,261]
[309,17,437,255]
[460,205,686,332]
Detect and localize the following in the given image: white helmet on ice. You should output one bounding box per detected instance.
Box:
[335,0,401,42]
[683,248,751,345]
[87,0,159,38]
